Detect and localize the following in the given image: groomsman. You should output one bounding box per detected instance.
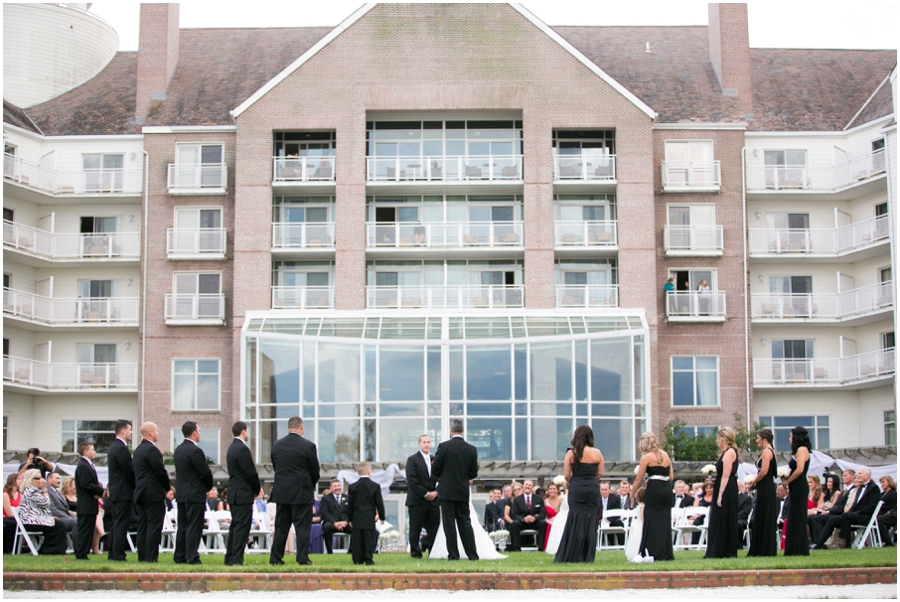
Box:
[106,419,135,561]
[133,422,169,562]
[432,418,479,561]
[74,441,105,559]
[405,434,440,558]
[173,421,214,564]
[224,421,261,566]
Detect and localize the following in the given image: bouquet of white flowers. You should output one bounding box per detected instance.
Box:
[777,466,791,478]
[701,464,717,476]
[552,475,566,488]
[743,474,756,485]
[489,529,510,550]
[634,465,641,475]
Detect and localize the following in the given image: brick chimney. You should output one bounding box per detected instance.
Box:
[135,3,179,123]
[708,3,753,114]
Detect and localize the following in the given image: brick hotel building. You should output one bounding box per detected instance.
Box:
[3,4,897,474]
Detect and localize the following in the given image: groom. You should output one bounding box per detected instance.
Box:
[432,418,479,561]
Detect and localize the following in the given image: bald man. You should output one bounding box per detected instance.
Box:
[132,422,170,562]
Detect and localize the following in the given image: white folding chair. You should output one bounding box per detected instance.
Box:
[851,500,884,549]
[743,508,753,549]
[248,510,271,554]
[598,509,631,550]
[674,506,709,550]
[160,508,178,553]
[11,507,43,556]
[201,509,229,553]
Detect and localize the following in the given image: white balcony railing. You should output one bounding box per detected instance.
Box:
[271,223,335,249]
[748,215,890,256]
[3,153,143,195]
[166,163,227,191]
[3,355,138,390]
[3,288,139,325]
[552,154,616,181]
[366,285,524,309]
[747,149,887,192]
[366,155,522,182]
[664,225,724,254]
[661,161,722,190]
[164,294,225,323]
[3,220,140,260]
[555,285,618,308]
[753,348,895,387]
[554,221,617,247]
[271,286,334,309]
[752,281,893,321]
[166,228,227,257]
[272,156,335,183]
[366,222,522,248]
[665,290,726,320]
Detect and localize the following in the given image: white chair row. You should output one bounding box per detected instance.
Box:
[672,505,709,550]
[597,508,637,551]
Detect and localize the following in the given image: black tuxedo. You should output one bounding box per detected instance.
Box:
[348,476,385,565]
[224,437,260,566]
[132,439,170,562]
[808,486,853,543]
[814,480,882,548]
[483,499,503,532]
[508,492,548,551]
[598,492,625,546]
[173,439,214,564]
[405,451,440,557]
[674,494,696,508]
[106,437,135,561]
[321,491,350,553]
[269,432,320,565]
[737,492,753,530]
[432,435,479,560]
[74,456,104,558]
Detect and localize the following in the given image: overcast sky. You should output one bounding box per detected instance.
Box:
[87,1,897,52]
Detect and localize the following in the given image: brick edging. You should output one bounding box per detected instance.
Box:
[4,567,897,591]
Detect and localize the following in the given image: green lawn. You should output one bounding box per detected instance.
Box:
[2,548,897,574]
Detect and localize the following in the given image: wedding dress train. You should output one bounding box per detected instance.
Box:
[429,497,507,560]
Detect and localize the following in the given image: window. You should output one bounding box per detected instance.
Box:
[175,143,224,188]
[3,144,15,178]
[77,343,117,364]
[667,205,718,250]
[885,410,896,446]
[664,140,715,186]
[82,153,124,192]
[172,272,222,319]
[172,359,220,410]
[172,207,223,253]
[671,356,719,406]
[772,340,814,382]
[764,150,807,189]
[170,427,220,464]
[2,415,7,450]
[758,415,829,451]
[675,425,717,438]
[61,420,117,454]
[78,280,115,298]
[80,216,119,234]
[883,332,895,350]
[872,138,886,172]
[769,275,814,316]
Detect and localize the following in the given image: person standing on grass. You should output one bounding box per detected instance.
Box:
[106,419,135,562]
[173,421,214,565]
[224,421,261,566]
[133,422,169,562]
[74,441,105,560]
[347,461,385,566]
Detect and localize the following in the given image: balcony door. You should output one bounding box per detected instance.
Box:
[83,154,124,192]
[668,205,715,249]
[176,144,223,188]
[773,339,813,380]
[175,208,222,252]
[665,141,713,185]
[770,275,812,316]
[174,273,221,318]
[764,150,807,189]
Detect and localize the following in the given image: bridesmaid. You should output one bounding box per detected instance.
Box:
[631,431,674,561]
[781,425,811,556]
[704,426,739,558]
[747,428,778,556]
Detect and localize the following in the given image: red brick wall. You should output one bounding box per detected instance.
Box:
[708,4,753,115]
[136,4,180,122]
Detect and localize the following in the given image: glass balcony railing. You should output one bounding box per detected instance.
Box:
[554,221,617,247]
[3,220,140,260]
[366,285,524,309]
[3,288,139,325]
[665,290,726,320]
[3,153,143,195]
[271,286,334,309]
[166,228,227,258]
[166,163,227,191]
[751,282,893,321]
[746,149,886,192]
[366,222,522,248]
[552,154,616,181]
[748,215,889,256]
[164,294,225,324]
[271,223,335,249]
[753,348,895,387]
[555,285,618,308]
[366,155,522,182]
[661,161,722,191]
[272,156,335,183]
[3,355,138,390]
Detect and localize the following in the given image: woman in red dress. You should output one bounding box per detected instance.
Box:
[543,483,563,550]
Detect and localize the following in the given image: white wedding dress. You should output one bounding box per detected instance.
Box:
[544,494,569,555]
[429,497,507,560]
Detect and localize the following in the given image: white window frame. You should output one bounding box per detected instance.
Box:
[170,427,221,464]
[82,153,125,193]
[173,272,222,295]
[173,142,225,190]
[757,415,830,452]
[885,410,896,446]
[171,358,222,411]
[670,356,720,407]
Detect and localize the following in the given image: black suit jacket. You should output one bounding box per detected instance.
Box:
[737,492,753,524]
[674,494,696,508]
[133,439,170,504]
[174,439,214,504]
[850,481,882,519]
[226,438,260,506]
[432,436,478,502]
[347,477,385,530]
[269,432,320,506]
[879,489,897,516]
[484,500,503,528]
[320,492,349,524]
[405,451,437,507]
[510,492,547,522]
[825,487,855,516]
[75,457,104,515]
[107,437,135,504]
[597,492,623,522]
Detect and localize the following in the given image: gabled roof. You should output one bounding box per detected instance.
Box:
[3,99,42,134]
[845,72,895,130]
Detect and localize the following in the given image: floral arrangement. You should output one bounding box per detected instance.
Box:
[552,475,566,488]
[377,529,401,553]
[634,465,641,475]
[489,529,510,548]
[743,474,756,485]
[382,529,400,541]
[701,464,717,476]
[777,466,791,478]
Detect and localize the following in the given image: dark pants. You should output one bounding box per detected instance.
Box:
[351,527,375,565]
[225,504,253,565]
[74,512,97,558]
[807,513,830,544]
[322,522,352,553]
[815,512,870,548]
[407,503,441,558]
[174,502,205,564]
[439,500,478,560]
[4,516,18,554]
[108,499,134,561]
[23,521,68,555]
[270,503,312,565]
[135,500,165,562]
[878,514,896,545]
[509,518,547,551]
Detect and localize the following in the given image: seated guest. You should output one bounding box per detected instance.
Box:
[673,480,695,508]
[61,477,77,511]
[45,472,76,534]
[321,479,351,554]
[508,479,547,551]
[309,493,325,554]
[807,475,824,513]
[218,488,230,512]
[165,487,176,513]
[811,467,880,550]
[618,481,633,510]
[3,473,24,554]
[776,483,788,526]
[597,480,624,544]
[688,479,715,545]
[877,476,896,547]
[483,488,502,532]
[503,483,523,526]
[737,481,753,533]
[821,474,843,511]
[17,469,68,554]
[807,469,855,545]
[206,487,220,512]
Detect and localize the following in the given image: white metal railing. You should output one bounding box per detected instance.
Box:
[164,294,225,322]
[661,161,722,189]
[366,155,522,182]
[552,154,616,181]
[664,225,724,253]
[3,153,143,195]
[366,221,523,248]
[554,221,617,247]
[3,220,140,260]
[3,288,139,324]
[665,290,726,319]
[166,163,227,190]
[746,149,887,192]
[271,286,334,309]
[271,223,335,249]
[3,355,138,390]
[366,285,524,309]
[272,156,335,182]
[753,348,895,386]
[166,228,227,256]
[751,282,893,320]
[748,215,890,256]
[555,285,618,308]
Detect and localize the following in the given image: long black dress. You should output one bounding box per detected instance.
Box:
[783,450,810,556]
[554,462,600,563]
[747,449,778,556]
[639,465,674,560]
[704,451,739,558]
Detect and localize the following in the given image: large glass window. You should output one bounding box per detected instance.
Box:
[170,427,220,463]
[671,356,719,406]
[172,359,220,410]
[885,410,896,446]
[757,415,830,452]
[61,420,117,454]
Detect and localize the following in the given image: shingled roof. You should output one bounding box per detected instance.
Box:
[846,73,895,130]
[3,99,42,134]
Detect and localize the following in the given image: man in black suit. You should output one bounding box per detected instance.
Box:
[618,481,633,510]
[225,421,261,566]
[45,472,77,533]
[597,481,624,546]
[508,479,548,551]
[673,480,695,508]
[321,479,350,554]
[405,433,441,558]
[432,418,478,561]
[483,488,502,532]
[132,422,170,562]
[74,441,105,559]
[812,467,880,549]
[173,421,214,564]
[737,481,753,533]
[347,462,385,565]
[106,419,135,561]
[807,468,855,544]
[269,416,320,566]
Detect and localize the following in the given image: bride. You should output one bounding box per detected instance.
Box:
[429,495,507,560]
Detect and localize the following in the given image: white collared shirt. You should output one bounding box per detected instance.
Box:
[421,451,431,477]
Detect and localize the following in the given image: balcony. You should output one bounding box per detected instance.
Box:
[164,294,225,325]
[753,348,895,390]
[366,285,524,309]
[271,156,335,191]
[271,286,334,310]
[554,221,617,252]
[661,161,722,192]
[664,225,724,256]
[3,153,143,199]
[3,288,139,328]
[552,154,616,182]
[166,228,227,260]
[751,282,893,324]
[271,223,335,255]
[3,221,140,265]
[665,291,726,322]
[366,221,522,257]
[555,285,618,308]
[748,215,889,261]
[3,356,138,392]
[166,163,227,195]
[746,149,887,199]
[366,155,522,188]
